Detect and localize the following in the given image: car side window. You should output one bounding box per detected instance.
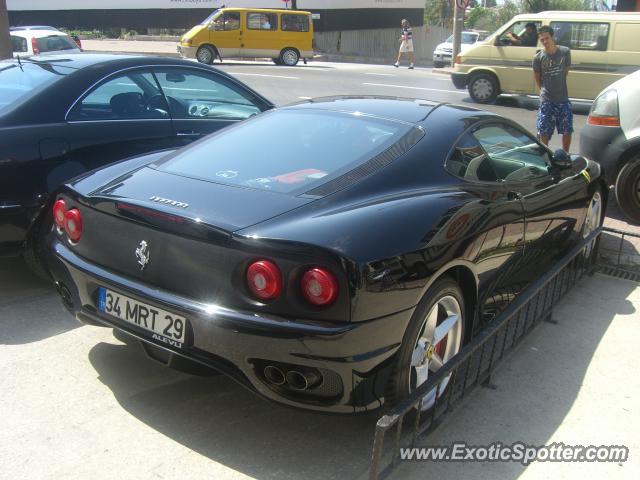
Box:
[498,21,541,47]
[153,68,262,120]
[472,124,551,183]
[11,35,28,53]
[446,132,500,182]
[247,12,277,31]
[212,12,240,31]
[550,22,609,51]
[68,71,168,121]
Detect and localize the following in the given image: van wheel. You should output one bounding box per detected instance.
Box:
[196,45,215,65]
[468,73,499,104]
[615,155,640,224]
[280,48,299,66]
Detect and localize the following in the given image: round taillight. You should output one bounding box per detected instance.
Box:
[301,268,338,307]
[52,199,67,228]
[246,260,282,301]
[64,209,83,242]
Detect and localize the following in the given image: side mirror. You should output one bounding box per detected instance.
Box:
[552,149,572,168]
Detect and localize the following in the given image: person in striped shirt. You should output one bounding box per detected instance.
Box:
[395,19,415,69]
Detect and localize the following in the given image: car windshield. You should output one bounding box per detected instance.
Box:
[155,109,414,195]
[444,33,477,44]
[0,61,72,113]
[201,10,221,24]
[36,35,78,52]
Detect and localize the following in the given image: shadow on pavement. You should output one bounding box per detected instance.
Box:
[392,273,636,479]
[86,272,636,480]
[0,256,80,345]
[88,337,377,480]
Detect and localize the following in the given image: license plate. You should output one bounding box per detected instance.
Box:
[98,287,187,346]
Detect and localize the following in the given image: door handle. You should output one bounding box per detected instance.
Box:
[177,130,201,137]
[508,191,522,200]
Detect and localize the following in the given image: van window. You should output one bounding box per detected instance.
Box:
[550,22,609,51]
[612,23,640,52]
[212,12,240,31]
[282,14,310,32]
[498,21,541,47]
[247,12,277,31]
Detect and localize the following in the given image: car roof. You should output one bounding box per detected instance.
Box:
[10,29,68,39]
[10,25,59,31]
[282,96,443,124]
[11,53,201,71]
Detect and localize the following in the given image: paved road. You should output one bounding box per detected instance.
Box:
[206,59,590,154]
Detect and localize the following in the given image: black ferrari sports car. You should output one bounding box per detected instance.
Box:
[47,97,605,413]
[0,54,273,276]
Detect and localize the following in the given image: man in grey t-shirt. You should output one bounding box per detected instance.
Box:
[533,25,573,151]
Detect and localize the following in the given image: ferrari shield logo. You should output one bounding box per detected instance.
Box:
[135,240,150,271]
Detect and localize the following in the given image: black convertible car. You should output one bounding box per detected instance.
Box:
[0,54,273,276]
[47,97,604,413]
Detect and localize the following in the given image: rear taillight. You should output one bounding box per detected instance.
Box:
[64,209,83,243]
[246,260,282,301]
[455,54,461,64]
[587,89,620,127]
[52,199,67,228]
[72,35,82,49]
[31,37,39,55]
[301,268,338,307]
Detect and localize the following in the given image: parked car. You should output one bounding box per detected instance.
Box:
[47,97,605,413]
[11,26,83,49]
[10,28,81,57]
[178,7,313,66]
[580,69,640,222]
[432,31,489,68]
[451,11,640,103]
[0,54,274,278]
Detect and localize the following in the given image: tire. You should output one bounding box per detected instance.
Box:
[279,48,299,66]
[468,73,499,104]
[615,156,640,224]
[23,215,53,283]
[386,277,465,411]
[581,187,604,261]
[196,45,215,65]
[433,61,444,68]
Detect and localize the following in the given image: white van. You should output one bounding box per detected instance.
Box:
[451,11,640,103]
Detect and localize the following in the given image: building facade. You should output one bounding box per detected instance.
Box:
[7,0,425,32]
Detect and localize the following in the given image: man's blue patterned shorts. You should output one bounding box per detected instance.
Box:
[536,101,573,138]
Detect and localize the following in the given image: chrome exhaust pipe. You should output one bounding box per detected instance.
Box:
[263,365,286,385]
[285,369,321,390]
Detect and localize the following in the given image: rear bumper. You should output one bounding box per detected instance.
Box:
[578,124,627,185]
[48,237,413,413]
[451,72,468,89]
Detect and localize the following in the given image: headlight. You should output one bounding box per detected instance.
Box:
[587,89,620,126]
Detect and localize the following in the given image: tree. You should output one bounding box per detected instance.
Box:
[0,0,11,60]
[425,0,453,27]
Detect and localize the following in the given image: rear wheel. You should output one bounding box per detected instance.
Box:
[468,73,499,104]
[386,277,464,411]
[196,45,215,65]
[280,48,299,66]
[615,155,640,224]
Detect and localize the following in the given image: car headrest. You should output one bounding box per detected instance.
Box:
[110,92,144,117]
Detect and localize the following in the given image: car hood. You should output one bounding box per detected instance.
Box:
[180,25,205,43]
[87,165,314,234]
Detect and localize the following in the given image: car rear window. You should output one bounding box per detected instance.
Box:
[36,34,78,52]
[0,61,72,113]
[156,109,416,195]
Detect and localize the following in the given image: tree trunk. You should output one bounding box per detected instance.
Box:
[0,0,11,60]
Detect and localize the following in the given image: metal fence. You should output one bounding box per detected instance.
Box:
[368,228,608,479]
